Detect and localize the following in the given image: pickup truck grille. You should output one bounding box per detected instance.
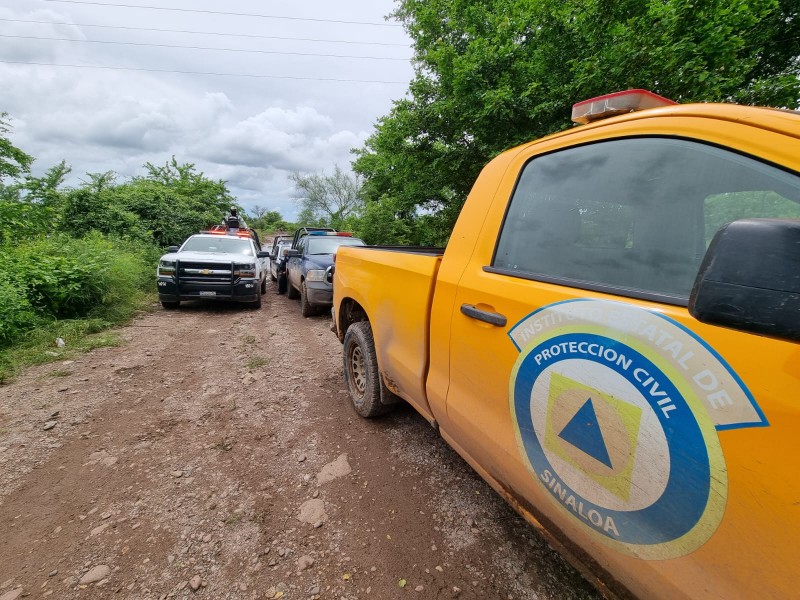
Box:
[178,261,232,284]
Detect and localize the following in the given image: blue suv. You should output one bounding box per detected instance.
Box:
[286,232,365,316]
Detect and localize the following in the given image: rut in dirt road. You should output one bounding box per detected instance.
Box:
[0,286,601,600]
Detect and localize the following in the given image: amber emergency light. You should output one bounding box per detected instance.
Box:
[571,89,677,124]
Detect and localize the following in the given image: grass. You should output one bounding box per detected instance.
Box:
[251,510,268,529]
[223,513,245,526]
[0,294,155,385]
[246,356,270,370]
[48,369,73,378]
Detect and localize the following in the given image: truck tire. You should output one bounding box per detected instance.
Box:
[343,321,392,418]
[300,281,316,317]
[287,280,299,299]
[161,300,180,310]
[270,272,277,282]
[260,276,267,294]
[249,288,262,309]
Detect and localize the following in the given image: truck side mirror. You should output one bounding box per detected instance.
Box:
[168,245,180,253]
[689,219,800,342]
[257,251,271,258]
[287,249,301,258]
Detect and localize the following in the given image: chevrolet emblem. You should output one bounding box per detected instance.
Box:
[201,269,211,275]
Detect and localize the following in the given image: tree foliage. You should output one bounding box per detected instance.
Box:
[290,165,364,229]
[60,158,235,246]
[246,208,293,233]
[354,0,800,244]
[0,113,33,182]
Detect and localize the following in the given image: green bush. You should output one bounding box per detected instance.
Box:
[0,280,38,346]
[0,233,157,378]
[0,232,155,322]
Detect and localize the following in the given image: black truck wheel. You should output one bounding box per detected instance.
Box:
[249,287,262,309]
[343,321,392,418]
[300,281,316,317]
[287,280,299,299]
[260,276,267,294]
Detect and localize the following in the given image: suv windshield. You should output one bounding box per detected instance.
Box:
[307,237,365,255]
[181,236,254,255]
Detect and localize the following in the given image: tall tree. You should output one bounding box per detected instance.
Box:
[290,166,364,229]
[0,113,33,183]
[354,0,800,244]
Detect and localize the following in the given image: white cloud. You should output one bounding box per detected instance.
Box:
[0,0,413,219]
[197,106,364,174]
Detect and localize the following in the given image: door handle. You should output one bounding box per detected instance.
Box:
[460,304,507,327]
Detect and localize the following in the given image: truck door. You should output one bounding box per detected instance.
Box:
[288,237,305,289]
[444,130,800,599]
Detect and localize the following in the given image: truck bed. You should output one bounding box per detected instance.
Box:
[334,246,444,420]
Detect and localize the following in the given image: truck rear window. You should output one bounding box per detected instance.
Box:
[493,137,800,303]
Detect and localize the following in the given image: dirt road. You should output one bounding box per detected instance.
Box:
[0,283,601,600]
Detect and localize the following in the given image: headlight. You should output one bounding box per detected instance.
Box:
[234,263,257,278]
[158,260,176,276]
[306,269,326,282]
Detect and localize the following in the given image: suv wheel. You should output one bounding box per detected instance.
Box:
[287,281,299,299]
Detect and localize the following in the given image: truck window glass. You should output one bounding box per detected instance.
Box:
[493,137,800,301]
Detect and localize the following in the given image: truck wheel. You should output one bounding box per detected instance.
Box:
[249,288,262,309]
[161,300,180,310]
[270,272,277,282]
[343,321,392,418]
[300,281,316,317]
[287,281,299,299]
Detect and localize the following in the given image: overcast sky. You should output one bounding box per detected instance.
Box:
[0,0,414,219]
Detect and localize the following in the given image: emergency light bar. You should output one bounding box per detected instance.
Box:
[307,231,353,237]
[571,89,676,124]
[205,224,253,238]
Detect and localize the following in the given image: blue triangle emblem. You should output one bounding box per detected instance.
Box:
[558,398,613,468]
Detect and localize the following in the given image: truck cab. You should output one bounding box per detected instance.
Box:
[332,91,800,600]
[286,231,365,316]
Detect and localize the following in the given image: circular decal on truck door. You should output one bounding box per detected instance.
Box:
[508,300,766,560]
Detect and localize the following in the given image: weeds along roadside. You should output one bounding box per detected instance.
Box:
[0,233,160,384]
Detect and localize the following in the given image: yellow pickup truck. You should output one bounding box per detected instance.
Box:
[332,90,800,600]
